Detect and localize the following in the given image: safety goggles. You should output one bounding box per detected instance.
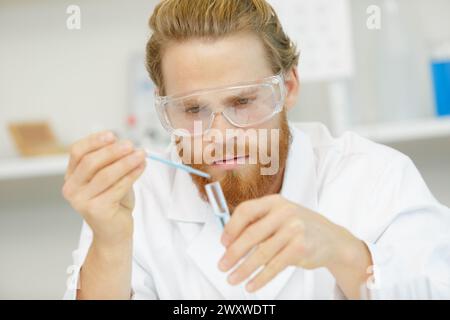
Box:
[155,73,286,137]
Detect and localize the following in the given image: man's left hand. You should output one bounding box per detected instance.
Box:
[218,194,371,295]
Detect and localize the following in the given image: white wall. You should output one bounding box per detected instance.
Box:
[0,0,158,157]
[0,177,81,299]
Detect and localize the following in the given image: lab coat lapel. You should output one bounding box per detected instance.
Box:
[166,153,245,299]
[165,146,208,223]
[281,126,319,212]
[186,214,246,299]
[253,126,320,300]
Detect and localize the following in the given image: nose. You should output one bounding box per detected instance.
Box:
[209,112,235,133]
[204,112,238,156]
[203,112,237,145]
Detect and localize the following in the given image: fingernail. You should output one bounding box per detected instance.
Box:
[246,282,256,292]
[221,233,231,247]
[119,141,133,152]
[131,150,145,164]
[138,162,146,169]
[101,132,115,142]
[218,258,229,271]
[228,273,240,285]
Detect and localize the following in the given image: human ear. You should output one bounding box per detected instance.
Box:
[283,68,300,111]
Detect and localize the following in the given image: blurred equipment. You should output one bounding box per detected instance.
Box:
[128,54,169,148]
[268,0,354,134]
[431,42,450,117]
[8,121,65,157]
[376,0,423,122]
[268,0,354,81]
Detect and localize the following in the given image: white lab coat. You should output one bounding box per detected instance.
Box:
[64,123,450,299]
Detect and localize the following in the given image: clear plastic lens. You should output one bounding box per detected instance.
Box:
[205,181,230,228]
[223,85,276,125]
[156,74,285,135]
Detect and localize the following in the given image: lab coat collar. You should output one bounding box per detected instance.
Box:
[165,147,209,223]
[167,124,320,299]
[280,124,319,212]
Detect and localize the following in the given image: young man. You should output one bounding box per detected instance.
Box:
[63,0,450,299]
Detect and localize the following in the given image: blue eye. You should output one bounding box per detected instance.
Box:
[185,105,204,114]
[234,97,255,107]
[186,106,199,113]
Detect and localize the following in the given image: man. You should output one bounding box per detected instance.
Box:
[63,0,450,299]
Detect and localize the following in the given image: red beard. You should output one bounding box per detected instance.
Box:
[178,111,291,213]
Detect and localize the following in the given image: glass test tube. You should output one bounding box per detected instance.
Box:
[205,181,230,228]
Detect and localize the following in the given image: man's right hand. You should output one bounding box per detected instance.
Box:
[62,131,147,247]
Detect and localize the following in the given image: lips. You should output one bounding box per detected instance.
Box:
[213,155,248,165]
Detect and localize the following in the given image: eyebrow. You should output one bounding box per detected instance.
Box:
[221,87,259,104]
[174,87,260,108]
[178,94,215,108]
[182,97,203,106]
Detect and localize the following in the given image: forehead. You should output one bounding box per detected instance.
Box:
[161,32,273,96]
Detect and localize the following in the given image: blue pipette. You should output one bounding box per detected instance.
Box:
[145,150,211,179]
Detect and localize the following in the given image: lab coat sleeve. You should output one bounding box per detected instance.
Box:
[62,220,159,300]
[363,155,450,299]
[130,257,159,300]
[63,220,93,300]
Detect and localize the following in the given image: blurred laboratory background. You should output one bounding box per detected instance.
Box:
[0,0,449,299]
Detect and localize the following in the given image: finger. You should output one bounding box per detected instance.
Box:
[226,225,293,286]
[219,209,283,272]
[83,149,146,199]
[95,160,146,206]
[66,131,116,180]
[222,194,282,246]
[245,244,294,293]
[71,140,135,186]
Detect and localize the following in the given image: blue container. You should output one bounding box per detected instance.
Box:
[431,60,450,116]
